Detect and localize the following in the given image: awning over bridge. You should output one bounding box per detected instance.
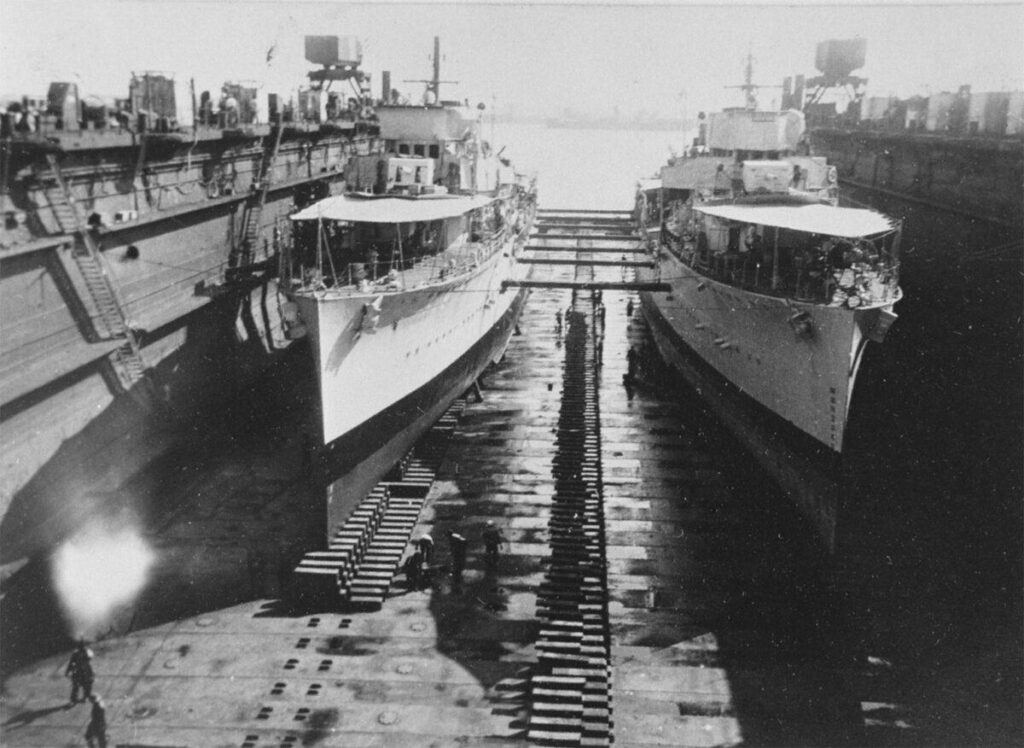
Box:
[290,193,497,223]
[695,203,896,238]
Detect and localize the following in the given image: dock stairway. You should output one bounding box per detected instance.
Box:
[228,120,285,275]
[290,399,468,611]
[44,153,147,390]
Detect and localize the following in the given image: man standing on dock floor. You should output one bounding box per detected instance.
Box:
[85,694,107,748]
[416,533,434,563]
[482,520,506,568]
[626,345,639,383]
[65,641,94,704]
[447,530,468,589]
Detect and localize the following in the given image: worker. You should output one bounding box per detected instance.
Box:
[85,694,108,748]
[448,530,468,586]
[482,521,506,568]
[626,346,639,383]
[416,533,434,563]
[65,640,94,704]
[403,548,424,590]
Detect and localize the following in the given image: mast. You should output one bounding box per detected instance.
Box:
[404,36,457,105]
[431,36,441,103]
[743,53,756,109]
[725,50,779,110]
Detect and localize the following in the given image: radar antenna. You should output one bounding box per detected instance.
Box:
[725,51,780,110]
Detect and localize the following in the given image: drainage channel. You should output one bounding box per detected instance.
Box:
[528,257,614,747]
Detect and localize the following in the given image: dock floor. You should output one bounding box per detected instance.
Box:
[1,250,943,745]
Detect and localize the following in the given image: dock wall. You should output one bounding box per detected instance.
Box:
[812,128,1023,231]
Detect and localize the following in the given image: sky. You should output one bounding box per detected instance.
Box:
[1,1,1022,119]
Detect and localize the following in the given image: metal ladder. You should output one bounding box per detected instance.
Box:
[45,153,147,390]
[231,121,285,269]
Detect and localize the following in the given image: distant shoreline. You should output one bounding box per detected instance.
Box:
[493,115,693,132]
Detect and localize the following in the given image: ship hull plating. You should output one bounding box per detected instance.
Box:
[292,228,531,536]
[640,290,842,548]
[317,288,527,536]
[642,253,890,452]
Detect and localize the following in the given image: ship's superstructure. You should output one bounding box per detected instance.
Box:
[636,63,902,453]
[282,38,537,533]
[0,42,383,565]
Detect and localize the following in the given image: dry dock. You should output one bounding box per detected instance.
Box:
[1,213,945,746]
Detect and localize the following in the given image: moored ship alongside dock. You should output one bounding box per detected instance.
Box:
[282,37,537,536]
[636,92,902,547]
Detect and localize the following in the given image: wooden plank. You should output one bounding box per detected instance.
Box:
[525,245,648,254]
[537,209,632,215]
[529,232,636,240]
[502,280,671,292]
[518,258,655,267]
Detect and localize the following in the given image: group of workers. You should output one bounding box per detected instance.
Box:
[402,521,507,592]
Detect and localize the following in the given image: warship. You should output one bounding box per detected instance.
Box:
[282,37,537,534]
[635,53,902,544]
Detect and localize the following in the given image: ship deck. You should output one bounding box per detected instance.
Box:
[291,235,509,299]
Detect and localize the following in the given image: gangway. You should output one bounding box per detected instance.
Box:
[504,279,670,292]
[519,257,655,268]
[514,207,668,292]
[536,208,631,215]
[531,232,637,241]
[527,245,647,254]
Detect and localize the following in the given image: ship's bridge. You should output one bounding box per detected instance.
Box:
[707,108,805,154]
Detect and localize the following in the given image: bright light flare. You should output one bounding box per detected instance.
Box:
[50,518,155,638]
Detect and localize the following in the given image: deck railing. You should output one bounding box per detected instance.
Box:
[289,226,512,296]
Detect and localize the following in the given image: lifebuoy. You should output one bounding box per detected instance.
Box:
[827,166,838,184]
[360,106,374,120]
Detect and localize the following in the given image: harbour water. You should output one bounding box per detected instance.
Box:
[1,123,1019,744]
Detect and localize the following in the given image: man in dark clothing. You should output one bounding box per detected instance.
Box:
[482,521,506,568]
[626,299,635,318]
[448,530,468,583]
[66,641,94,704]
[416,533,434,563]
[403,548,423,590]
[626,346,639,383]
[85,694,108,748]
